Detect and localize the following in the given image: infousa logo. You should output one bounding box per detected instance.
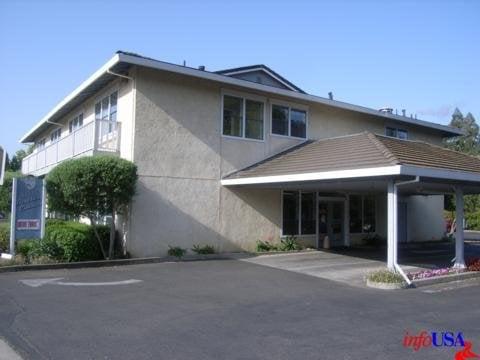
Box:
[403,331,479,359]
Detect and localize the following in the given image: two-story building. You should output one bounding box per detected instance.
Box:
[20,51,480,269]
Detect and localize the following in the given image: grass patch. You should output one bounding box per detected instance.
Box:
[367,269,405,284]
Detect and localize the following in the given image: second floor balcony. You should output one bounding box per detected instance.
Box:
[21,119,121,176]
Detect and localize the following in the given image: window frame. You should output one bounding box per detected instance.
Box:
[69,112,84,133]
[49,128,62,143]
[94,90,119,122]
[385,126,408,140]
[221,90,266,142]
[36,138,46,151]
[349,194,377,234]
[271,99,309,139]
[281,190,317,236]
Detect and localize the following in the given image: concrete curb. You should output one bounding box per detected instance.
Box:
[412,270,480,288]
[0,253,252,273]
[252,249,317,256]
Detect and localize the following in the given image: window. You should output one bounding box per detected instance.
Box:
[272,104,307,138]
[363,196,376,232]
[301,192,316,234]
[271,105,289,136]
[349,195,376,233]
[36,139,45,150]
[222,94,264,140]
[95,91,118,133]
[50,128,61,143]
[69,113,84,133]
[282,191,299,235]
[349,195,362,233]
[223,95,243,137]
[386,127,408,140]
[282,191,316,235]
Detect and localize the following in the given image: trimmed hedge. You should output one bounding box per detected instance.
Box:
[17,221,109,263]
[44,222,109,262]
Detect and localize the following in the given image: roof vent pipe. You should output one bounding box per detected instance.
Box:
[402,109,406,117]
[379,107,394,114]
[198,65,205,71]
[328,92,333,100]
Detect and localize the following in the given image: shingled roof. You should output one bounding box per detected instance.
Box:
[223,132,480,181]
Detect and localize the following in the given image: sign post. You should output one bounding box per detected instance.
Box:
[0,146,5,186]
[9,177,46,255]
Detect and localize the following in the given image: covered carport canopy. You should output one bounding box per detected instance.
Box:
[221,132,480,272]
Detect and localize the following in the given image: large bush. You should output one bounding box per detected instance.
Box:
[44,222,109,262]
[17,222,109,263]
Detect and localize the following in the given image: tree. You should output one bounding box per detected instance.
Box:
[444,108,479,154]
[0,171,20,216]
[8,148,32,172]
[444,109,480,223]
[46,156,137,259]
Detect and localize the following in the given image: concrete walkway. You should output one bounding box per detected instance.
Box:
[0,338,22,360]
[241,251,420,287]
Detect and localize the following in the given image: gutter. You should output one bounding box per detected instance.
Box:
[393,176,420,286]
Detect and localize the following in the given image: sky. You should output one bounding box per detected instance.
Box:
[0,0,479,156]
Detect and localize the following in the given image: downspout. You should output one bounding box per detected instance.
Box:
[393,176,420,286]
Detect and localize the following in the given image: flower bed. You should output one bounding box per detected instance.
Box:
[467,257,480,271]
[407,267,466,281]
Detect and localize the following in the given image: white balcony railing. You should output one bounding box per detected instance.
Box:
[22,119,121,175]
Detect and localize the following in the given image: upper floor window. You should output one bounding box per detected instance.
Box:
[69,113,83,133]
[95,92,118,122]
[36,138,45,150]
[222,94,264,140]
[50,128,61,143]
[386,127,408,140]
[272,104,307,138]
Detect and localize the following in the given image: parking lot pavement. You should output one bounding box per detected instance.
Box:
[0,259,479,360]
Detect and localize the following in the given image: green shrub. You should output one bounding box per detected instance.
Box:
[168,246,187,258]
[0,223,9,252]
[466,211,480,230]
[45,218,67,227]
[279,236,301,251]
[44,222,109,262]
[191,244,216,255]
[16,239,42,263]
[367,269,405,284]
[255,240,278,252]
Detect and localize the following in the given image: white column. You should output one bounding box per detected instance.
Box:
[343,194,350,247]
[454,187,466,268]
[387,180,398,270]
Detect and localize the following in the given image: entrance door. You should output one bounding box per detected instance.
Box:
[318,200,344,248]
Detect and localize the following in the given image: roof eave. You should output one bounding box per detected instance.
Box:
[116,53,461,136]
[20,53,121,143]
[20,52,463,143]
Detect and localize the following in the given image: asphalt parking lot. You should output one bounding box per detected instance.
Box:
[0,259,479,360]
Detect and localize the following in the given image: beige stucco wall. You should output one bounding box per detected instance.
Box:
[127,68,448,256]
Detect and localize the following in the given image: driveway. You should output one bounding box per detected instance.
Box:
[0,259,479,360]
[242,242,480,287]
[241,251,390,287]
